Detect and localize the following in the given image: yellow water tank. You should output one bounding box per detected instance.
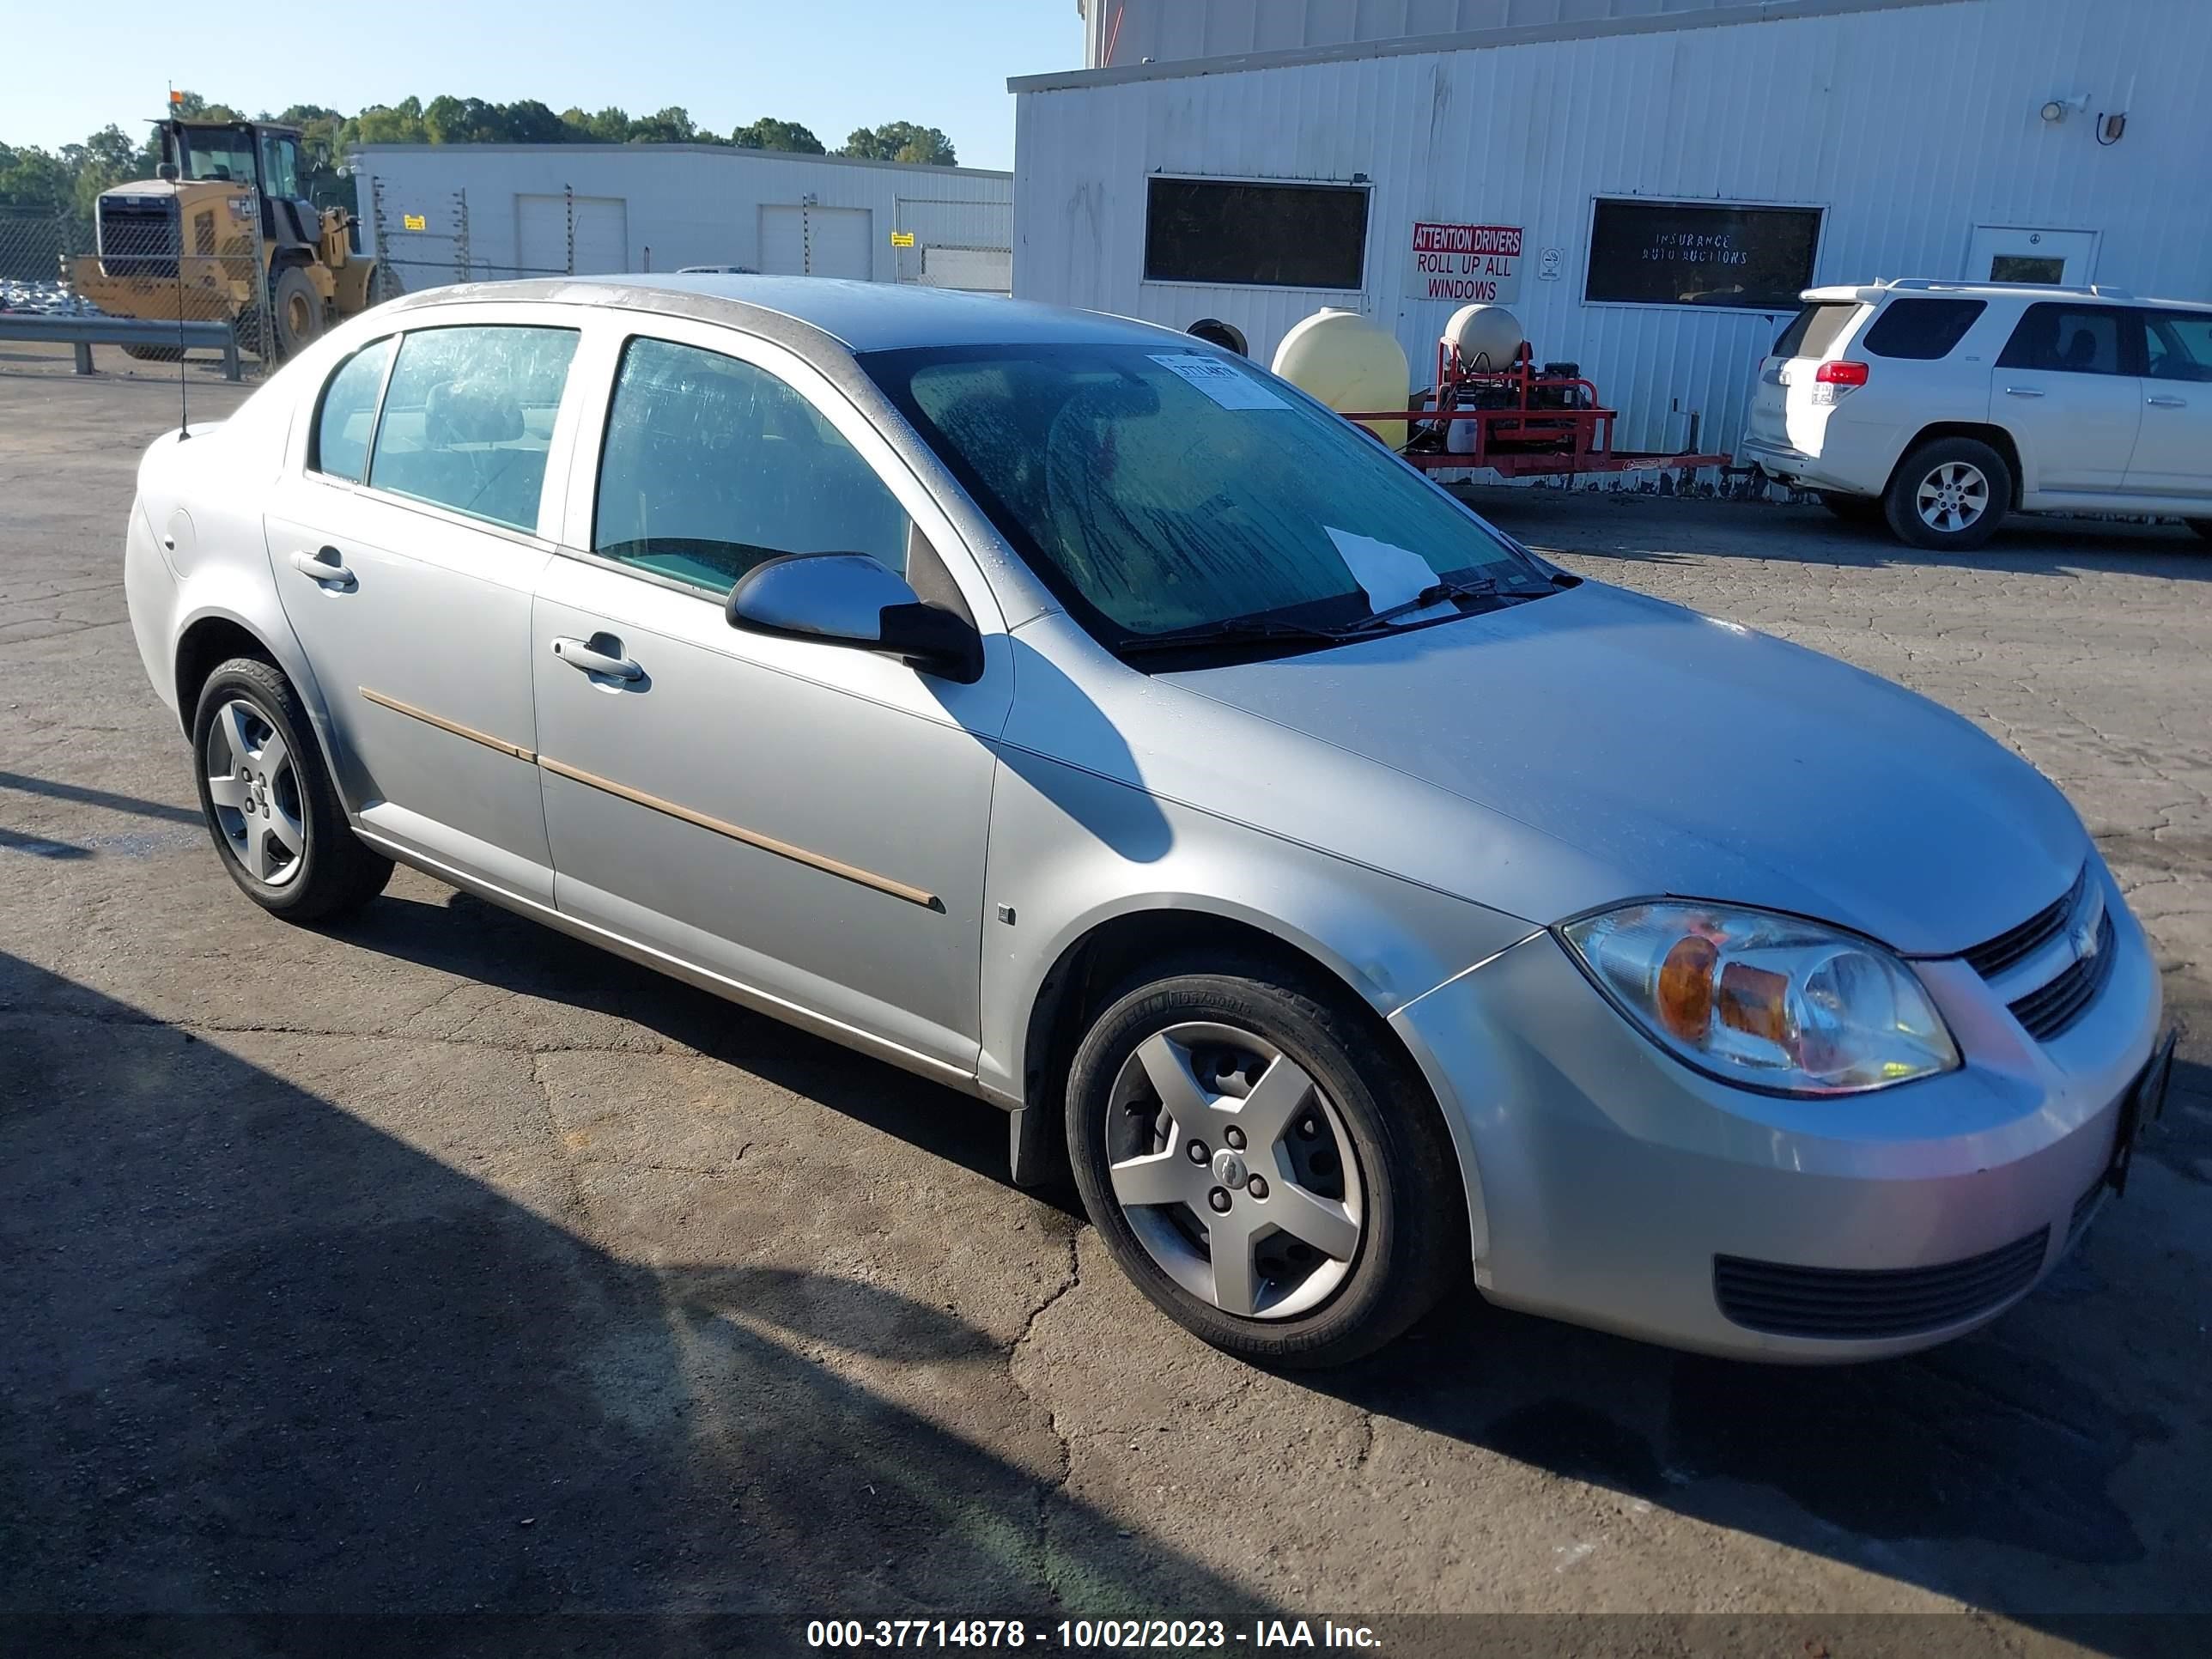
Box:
[1270,307,1410,450]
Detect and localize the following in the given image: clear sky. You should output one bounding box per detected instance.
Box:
[0,0,1082,169]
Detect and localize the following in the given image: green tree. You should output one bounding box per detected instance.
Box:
[840,121,956,166]
[732,117,824,154]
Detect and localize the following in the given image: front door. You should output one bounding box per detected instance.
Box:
[1967,226,2099,287]
[532,323,1011,1075]
[1991,301,2143,495]
[2129,309,2212,500]
[265,318,583,900]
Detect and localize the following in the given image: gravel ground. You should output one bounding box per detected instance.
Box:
[1,360,2204,1656]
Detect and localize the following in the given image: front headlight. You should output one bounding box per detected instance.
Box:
[1559,902,1960,1095]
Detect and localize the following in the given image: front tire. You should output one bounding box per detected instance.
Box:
[1884,437,2012,551]
[191,657,392,922]
[1065,955,1463,1369]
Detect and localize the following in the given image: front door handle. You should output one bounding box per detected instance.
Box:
[550,635,644,682]
[2003,386,2046,398]
[289,546,355,586]
[2147,395,2189,409]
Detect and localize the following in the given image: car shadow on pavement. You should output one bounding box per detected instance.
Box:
[0,951,1267,1646]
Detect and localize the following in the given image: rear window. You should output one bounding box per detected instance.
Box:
[1863,298,1986,361]
[1773,303,1859,360]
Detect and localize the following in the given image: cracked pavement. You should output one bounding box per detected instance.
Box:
[1,360,2205,1650]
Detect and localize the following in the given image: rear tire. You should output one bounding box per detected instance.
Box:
[269,264,323,361]
[1819,490,1882,524]
[121,344,185,363]
[191,657,392,923]
[1064,952,1464,1369]
[2187,519,2212,544]
[1884,437,2012,551]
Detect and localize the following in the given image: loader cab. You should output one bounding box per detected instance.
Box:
[161,119,321,253]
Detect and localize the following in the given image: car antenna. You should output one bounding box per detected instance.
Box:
[165,89,190,441]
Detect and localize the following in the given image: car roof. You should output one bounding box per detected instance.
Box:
[1800,277,2212,313]
[384,274,1189,354]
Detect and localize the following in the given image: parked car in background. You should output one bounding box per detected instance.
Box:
[1745,278,2212,550]
[122,276,2170,1368]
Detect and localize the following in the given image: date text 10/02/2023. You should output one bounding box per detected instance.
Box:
[806,1619,1383,1649]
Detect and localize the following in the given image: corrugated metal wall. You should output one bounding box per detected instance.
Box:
[355,145,1012,290]
[1026,0,2211,454]
[1087,0,1789,68]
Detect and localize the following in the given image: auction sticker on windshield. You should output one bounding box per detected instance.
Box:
[1148,354,1290,410]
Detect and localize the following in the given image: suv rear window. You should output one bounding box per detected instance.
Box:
[1772,303,1858,359]
[1863,298,1986,361]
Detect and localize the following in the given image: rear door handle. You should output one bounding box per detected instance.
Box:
[2003,386,2046,398]
[289,546,355,586]
[2147,395,2189,409]
[550,635,644,682]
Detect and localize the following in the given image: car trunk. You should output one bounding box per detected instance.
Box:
[1748,301,1866,460]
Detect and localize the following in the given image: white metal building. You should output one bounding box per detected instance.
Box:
[1024,0,2212,455]
[352,143,1014,297]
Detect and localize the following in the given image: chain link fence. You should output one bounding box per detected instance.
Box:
[365,178,573,297]
[1,201,277,375]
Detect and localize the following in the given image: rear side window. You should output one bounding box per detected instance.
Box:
[1863,298,1986,361]
[1996,304,2139,376]
[368,325,579,532]
[591,337,909,597]
[311,337,392,482]
[1772,303,1859,359]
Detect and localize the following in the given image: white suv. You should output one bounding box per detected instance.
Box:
[1743,279,2212,550]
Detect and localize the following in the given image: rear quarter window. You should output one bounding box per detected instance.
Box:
[1773,303,1860,360]
[1863,298,1987,361]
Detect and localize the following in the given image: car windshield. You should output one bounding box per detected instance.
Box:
[861,343,1547,650]
[171,127,258,185]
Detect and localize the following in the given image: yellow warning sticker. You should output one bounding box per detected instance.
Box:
[890,230,915,248]
[402,213,427,232]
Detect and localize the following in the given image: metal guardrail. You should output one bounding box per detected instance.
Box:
[0,312,241,381]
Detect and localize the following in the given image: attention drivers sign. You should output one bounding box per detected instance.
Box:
[1406,222,1524,304]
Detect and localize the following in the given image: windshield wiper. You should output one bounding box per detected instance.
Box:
[1115,615,1351,658]
[1338,576,1500,636]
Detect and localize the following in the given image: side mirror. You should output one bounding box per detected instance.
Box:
[155,161,180,183]
[726,552,984,684]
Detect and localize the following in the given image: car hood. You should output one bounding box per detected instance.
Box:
[1158,581,2086,955]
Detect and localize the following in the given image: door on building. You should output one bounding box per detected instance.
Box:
[517,193,629,276]
[1966,226,2099,287]
[758,204,875,279]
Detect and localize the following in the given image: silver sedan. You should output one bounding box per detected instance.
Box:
[123,276,2172,1366]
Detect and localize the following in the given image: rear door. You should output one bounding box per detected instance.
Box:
[264,315,584,900]
[1749,301,1863,455]
[2128,309,2212,500]
[1993,301,2144,495]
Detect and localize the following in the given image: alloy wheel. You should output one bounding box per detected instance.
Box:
[203,697,307,885]
[1103,1021,1365,1320]
[1915,460,1990,535]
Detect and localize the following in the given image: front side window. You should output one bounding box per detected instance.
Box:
[2144,311,2212,383]
[592,337,910,597]
[1863,298,1986,361]
[310,337,393,483]
[258,134,301,200]
[1996,304,2139,376]
[367,325,579,532]
[864,344,1546,647]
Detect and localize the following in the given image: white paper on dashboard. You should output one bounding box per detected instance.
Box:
[1325,526,1456,620]
[1147,353,1291,410]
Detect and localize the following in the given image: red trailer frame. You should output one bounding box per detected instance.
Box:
[1340,340,1729,477]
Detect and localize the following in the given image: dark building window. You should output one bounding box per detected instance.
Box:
[1586,200,1823,312]
[1144,178,1370,290]
[1863,298,1987,360]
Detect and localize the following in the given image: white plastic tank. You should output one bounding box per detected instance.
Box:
[1440,304,1526,454]
[1270,307,1409,450]
[1442,303,1524,370]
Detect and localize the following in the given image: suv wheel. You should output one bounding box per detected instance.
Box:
[1064,954,1463,1368]
[191,657,393,921]
[1884,437,2012,551]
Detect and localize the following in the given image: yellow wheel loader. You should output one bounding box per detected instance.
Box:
[67,117,379,362]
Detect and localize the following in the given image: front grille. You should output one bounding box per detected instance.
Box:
[2068,1180,2106,1242]
[1714,1228,2050,1340]
[1961,866,2083,979]
[2008,911,2116,1041]
[97,201,179,278]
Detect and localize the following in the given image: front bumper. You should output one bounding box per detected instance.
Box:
[1389,866,2165,1361]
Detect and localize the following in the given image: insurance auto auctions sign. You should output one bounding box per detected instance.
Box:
[1406,222,1524,304]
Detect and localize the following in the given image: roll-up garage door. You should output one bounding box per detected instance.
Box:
[517,194,629,276]
[758,204,874,279]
